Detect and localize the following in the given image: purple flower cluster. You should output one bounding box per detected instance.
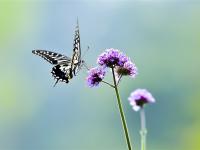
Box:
[86,67,106,87]
[86,48,137,87]
[128,89,155,111]
[97,48,129,68]
[97,48,137,77]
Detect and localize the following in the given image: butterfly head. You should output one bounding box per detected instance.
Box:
[77,59,85,69]
[81,60,85,64]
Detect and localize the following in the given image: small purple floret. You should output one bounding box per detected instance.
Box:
[128,89,155,111]
[86,67,106,87]
[116,60,138,78]
[97,48,129,68]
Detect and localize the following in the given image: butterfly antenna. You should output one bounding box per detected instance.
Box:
[82,46,89,59]
[83,61,90,71]
[53,79,59,87]
[76,17,79,28]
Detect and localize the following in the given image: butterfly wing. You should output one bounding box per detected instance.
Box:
[51,63,72,86]
[32,50,71,65]
[73,22,81,62]
[70,21,82,76]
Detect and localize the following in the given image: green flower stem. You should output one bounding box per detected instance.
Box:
[102,80,115,88]
[111,67,133,150]
[116,74,122,86]
[140,108,147,150]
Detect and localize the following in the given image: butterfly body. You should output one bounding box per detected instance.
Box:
[32,21,83,86]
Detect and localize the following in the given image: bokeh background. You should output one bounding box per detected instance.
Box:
[0,0,200,150]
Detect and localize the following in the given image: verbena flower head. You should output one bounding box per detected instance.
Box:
[97,48,129,68]
[97,48,138,78]
[115,60,138,78]
[86,67,106,87]
[128,89,155,111]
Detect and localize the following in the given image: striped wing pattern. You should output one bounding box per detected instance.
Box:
[71,22,81,76]
[73,24,81,62]
[32,50,71,65]
[32,20,82,86]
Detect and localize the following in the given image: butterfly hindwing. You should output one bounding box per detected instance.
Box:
[32,50,71,65]
[51,63,73,86]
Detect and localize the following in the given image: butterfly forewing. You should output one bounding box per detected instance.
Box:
[73,25,81,61]
[71,22,82,76]
[32,50,71,65]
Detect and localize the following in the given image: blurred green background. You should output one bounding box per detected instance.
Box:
[0,0,200,150]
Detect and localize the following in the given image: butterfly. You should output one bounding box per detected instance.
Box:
[32,20,85,87]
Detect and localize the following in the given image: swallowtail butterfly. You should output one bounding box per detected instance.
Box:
[32,21,84,86]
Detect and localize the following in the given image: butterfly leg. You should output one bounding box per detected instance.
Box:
[53,79,59,87]
[82,61,90,71]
